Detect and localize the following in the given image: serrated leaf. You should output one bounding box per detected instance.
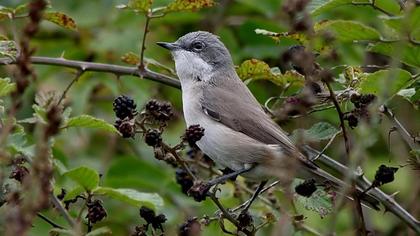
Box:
[236,59,304,87]
[314,20,381,42]
[64,115,118,133]
[0,77,16,97]
[368,42,420,68]
[163,0,214,13]
[86,227,112,236]
[126,0,153,12]
[63,186,85,201]
[64,166,99,191]
[0,40,18,61]
[121,52,139,65]
[358,69,412,97]
[293,179,334,218]
[308,0,352,16]
[294,122,339,142]
[43,11,77,31]
[93,187,164,210]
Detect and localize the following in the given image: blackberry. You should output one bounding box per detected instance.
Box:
[175,168,194,194]
[360,94,376,105]
[179,217,201,236]
[374,165,398,186]
[86,199,107,224]
[185,125,205,146]
[187,181,211,202]
[9,165,29,183]
[156,101,173,122]
[145,99,161,113]
[295,179,317,197]
[145,129,162,147]
[237,211,253,228]
[139,206,156,224]
[344,113,358,128]
[113,95,137,119]
[115,118,135,138]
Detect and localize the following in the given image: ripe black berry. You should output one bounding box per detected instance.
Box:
[113,95,137,119]
[185,125,205,146]
[360,94,376,105]
[344,113,359,128]
[115,118,135,138]
[145,99,161,113]
[374,165,398,186]
[86,199,107,224]
[156,101,173,122]
[295,179,317,197]
[237,211,253,228]
[9,165,29,183]
[179,217,201,236]
[145,129,162,147]
[175,168,194,194]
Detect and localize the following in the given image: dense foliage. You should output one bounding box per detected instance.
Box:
[0,0,419,235]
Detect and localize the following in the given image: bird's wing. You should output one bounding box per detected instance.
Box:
[200,76,317,169]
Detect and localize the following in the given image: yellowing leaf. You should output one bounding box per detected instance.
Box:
[43,11,77,31]
[236,59,304,87]
[164,0,214,13]
[127,0,153,12]
[121,52,140,65]
[255,28,307,44]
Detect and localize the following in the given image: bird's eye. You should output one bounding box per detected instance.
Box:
[192,41,205,51]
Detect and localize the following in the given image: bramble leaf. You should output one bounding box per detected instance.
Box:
[0,77,16,97]
[314,20,381,42]
[65,166,100,191]
[358,69,412,98]
[163,0,214,13]
[93,187,164,210]
[64,115,118,133]
[43,11,77,31]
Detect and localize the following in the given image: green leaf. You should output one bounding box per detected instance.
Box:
[368,42,420,68]
[63,186,85,201]
[358,69,412,97]
[86,227,112,236]
[0,40,18,61]
[53,159,68,175]
[64,115,118,133]
[0,77,16,97]
[314,20,381,42]
[293,180,334,218]
[300,122,339,141]
[43,11,77,31]
[236,59,304,87]
[93,187,164,210]
[121,52,139,65]
[163,0,214,13]
[64,166,100,191]
[308,0,352,16]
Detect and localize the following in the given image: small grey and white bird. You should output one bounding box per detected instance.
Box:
[157,31,379,209]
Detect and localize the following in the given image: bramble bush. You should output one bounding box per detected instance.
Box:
[0,0,419,235]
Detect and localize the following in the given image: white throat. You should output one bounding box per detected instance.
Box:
[173,50,213,89]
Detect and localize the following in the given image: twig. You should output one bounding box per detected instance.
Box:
[50,192,76,227]
[37,213,65,229]
[139,13,151,70]
[57,70,84,106]
[380,105,420,150]
[0,56,181,88]
[351,0,394,16]
[310,130,341,161]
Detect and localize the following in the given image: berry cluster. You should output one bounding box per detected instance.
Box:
[237,211,253,228]
[184,124,205,147]
[344,93,376,128]
[86,199,107,224]
[113,95,138,138]
[373,165,398,187]
[138,206,167,232]
[179,217,201,236]
[295,179,317,197]
[145,99,173,122]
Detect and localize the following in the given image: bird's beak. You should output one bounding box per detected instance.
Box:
[156,42,180,51]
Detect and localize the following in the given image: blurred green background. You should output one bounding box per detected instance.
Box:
[0,0,419,235]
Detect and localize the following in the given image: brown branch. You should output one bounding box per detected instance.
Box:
[380,105,420,150]
[57,69,84,106]
[139,13,152,70]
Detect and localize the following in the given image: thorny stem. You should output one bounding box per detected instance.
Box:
[324,81,367,235]
[57,70,84,106]
[139,12,152,71]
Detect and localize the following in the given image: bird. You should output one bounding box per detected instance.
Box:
[157,31,379,211]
